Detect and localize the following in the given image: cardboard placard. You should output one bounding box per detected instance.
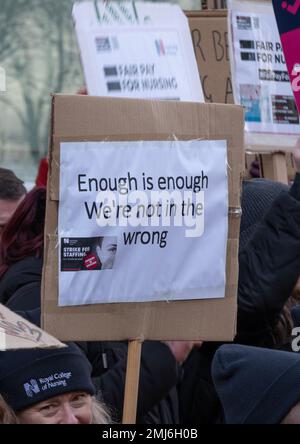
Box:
[228,0,300,135]
[186,8,299,154]
[73,1,204,102]
[187,10,234,105]
[42,95,244,342]
[58,140,229,306]
[0,304,65,351]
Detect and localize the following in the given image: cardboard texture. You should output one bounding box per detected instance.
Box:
[260,152,289,184]
[187,10,234,105]
[286,152,297,183]
[244,151,290,183]
[0,304,65,350]
[42,94,244,342]
[245,150,294,184]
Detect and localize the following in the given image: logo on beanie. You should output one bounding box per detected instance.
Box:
[24,379,41,398]
[23,372,73,397]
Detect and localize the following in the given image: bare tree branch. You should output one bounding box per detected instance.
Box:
[1,0,84,161]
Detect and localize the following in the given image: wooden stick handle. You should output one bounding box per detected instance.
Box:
[122,339,143,424]
[260,153,288,184]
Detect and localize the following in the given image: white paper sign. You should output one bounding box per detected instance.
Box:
[73,1,204,102]
[58,140,228,306]
[228,0,300,134]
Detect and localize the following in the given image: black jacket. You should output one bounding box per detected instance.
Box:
[180,174,300,423]
[0,256,42,309]
[236,173,300,346]
[78,340,179,423]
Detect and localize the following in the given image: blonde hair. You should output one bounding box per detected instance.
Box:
[0,395,18,424]
[91,397,111,424]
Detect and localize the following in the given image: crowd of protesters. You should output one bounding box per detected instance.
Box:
[1,125,300,423]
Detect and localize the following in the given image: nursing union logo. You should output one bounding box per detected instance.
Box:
[23,379,41,397]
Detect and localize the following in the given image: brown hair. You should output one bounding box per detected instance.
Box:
[0,168,26,200]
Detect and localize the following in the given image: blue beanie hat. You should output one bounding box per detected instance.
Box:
[212,344,300,424]
[0,342,95,412]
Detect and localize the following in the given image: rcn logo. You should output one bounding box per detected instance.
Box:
[281,0,300,15]
[155,40,178,57]
[24,379,40,398]
[155,39,166,56]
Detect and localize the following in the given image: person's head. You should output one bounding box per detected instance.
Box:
[95,237,117,270]
[16,392,108,425]
[0,187,46,278]
[0,342,108,424]
[0,168,26,234]
[212,344,300,424]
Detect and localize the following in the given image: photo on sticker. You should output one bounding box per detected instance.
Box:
[91,236,118,270]
[240,84,271,123]
[240,84,261,122]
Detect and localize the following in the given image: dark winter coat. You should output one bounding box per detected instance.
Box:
[180,174,300,423]
[0,256,42,309]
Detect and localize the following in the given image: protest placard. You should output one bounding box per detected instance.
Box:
[73,1,204,102]
[58,139,228,306]
[42,95,244,343]
[187,9,286,182]
[187,10,234,104]
[0,304,65,351]
[228,0,300,135]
